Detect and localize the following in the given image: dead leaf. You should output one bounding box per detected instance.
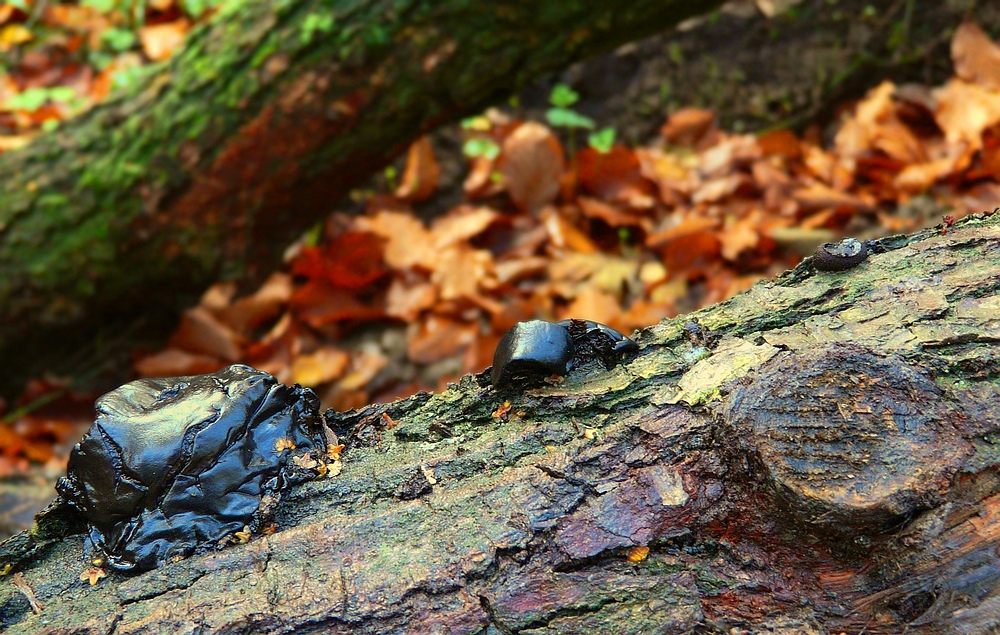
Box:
[169,307,243,361]
[577,196,647,228]
[431,206,499,248]
[577,146,656,207]
[292,231,387,289]
[541,206,598,253]
[134,349,225,377]
[220,272,293,335]
[660,108,716,146]
[338,350,389,391]
[407,315,478,364]
[952,22,1000,92]
[395,136,441,201]
[718,211,762,262]
[358,210,435,270]
[500,122,564,214]
[385,277,438,321]
[561,286,622,328]
[139,19,190,62]
[432,244,494,302]
[80,568,106,586]
[290,347,350,386]
[934,78,1000,150]
[290,279,386,327]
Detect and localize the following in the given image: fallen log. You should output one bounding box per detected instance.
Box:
[2,212,1000,633]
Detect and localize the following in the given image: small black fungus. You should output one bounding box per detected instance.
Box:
[488,319,637,390]
[490,320,575,389]
[812,237,870,272]
[56,364,325,572]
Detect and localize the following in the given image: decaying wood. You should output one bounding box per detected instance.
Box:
[2,212,1000,633]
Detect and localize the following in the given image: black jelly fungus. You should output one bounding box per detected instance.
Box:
[812,238,870,272]
[490,320,575,388]
[490,319,638,389]
[56,364,325,571]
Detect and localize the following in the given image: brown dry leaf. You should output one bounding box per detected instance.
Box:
[220,272,293,335]
[463,155,502,198]
[290,279,385,327]
[431,206,499,248]
[80,568,106,586]
[660,108,715,146]
[134,349,225,377]
[358,210,435,270]
[577,196,647,228]
[691,173,748,204]
[169,306,243,361]
[791,183,868,212]
[407,315,478,365]
[952,22,1000,92]
[561,286,622,328]
[290,347,350,387]
[934,79,1000,150]
[577,146,656,207]
[493,256,549,285]
[646,213,719,248]
[541,206,598,253]
[757,129,801,159]
[338,350,389,391]
[718,211,762,262]
[635,147,697,201]
[699,135,761,177]
[385,278,437,321]
[138,19,190,62]
[395,136,440,202]
[500,122,564,214]
[432,244,494,301]
[893,155,958,194]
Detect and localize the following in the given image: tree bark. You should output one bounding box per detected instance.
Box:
[0,0,722,397]
[3,212,1000,633]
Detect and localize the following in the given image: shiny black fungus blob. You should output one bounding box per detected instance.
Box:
[490,320,575,389]
[56,364,325,572]
[488,319,637,389]
[812,237,870,272]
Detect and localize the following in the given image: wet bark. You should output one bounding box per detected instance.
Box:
[3,212,1000,633]
[0,0,722,398]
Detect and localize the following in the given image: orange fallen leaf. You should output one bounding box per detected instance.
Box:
[660,108,715,146]
[395,136,441,202]
[952,21,1000,92]
[169,307,244,361]
[385,277,438,321]
[134,348,225,377]
[627,546,650,563]
[139,19,190,62]
[577,146,655,207]
[80,568,106,586]
[290,347,350,386]
[500,122,564,214]
[407,314,478,365]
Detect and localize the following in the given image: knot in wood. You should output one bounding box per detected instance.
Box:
[724,344,968,536]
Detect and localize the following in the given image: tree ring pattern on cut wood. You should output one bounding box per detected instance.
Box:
[724,343,970,536]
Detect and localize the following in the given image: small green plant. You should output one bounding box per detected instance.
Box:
[587,127,616,154]
[462,138,500,160]
[545,84,617,155]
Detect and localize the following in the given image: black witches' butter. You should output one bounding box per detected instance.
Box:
[57,364,325,571]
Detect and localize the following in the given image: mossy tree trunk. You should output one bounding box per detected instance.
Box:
[0,0,722,397]
[2,213,1000,633]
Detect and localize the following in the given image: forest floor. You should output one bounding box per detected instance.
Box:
[3,1,1000,535]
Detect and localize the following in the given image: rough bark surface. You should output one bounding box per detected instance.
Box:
[0,0,721,397]
[3,212,1000,633]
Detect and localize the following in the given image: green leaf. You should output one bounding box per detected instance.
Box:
[41,119,60,132]
[462,138,500,160]
[549,84,579,108]
[80,0,117,12]
[545,107,594,130]
[587,127,616,153]
[5,88,51,112]
[102,27,137,52]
